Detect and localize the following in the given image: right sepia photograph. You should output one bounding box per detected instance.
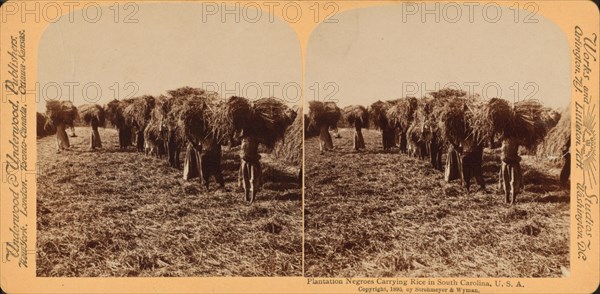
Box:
[303,5,571,277]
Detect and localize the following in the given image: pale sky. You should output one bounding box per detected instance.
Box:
[305,5,570,110]
[37,3,302,112]
[38,3,570,113]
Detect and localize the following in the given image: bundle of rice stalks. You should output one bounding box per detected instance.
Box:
[36,112,46,137]
[343,105,369,128]
[123,95,156,128]
[510,100,559,150]
[274,106,302,165]
[304,114,318,138]
[540,107,562,129]
[144,114,165,145]
[148,95,167,125]
[105,99,124,128]
[105,98,137,129]
[78,104,105,126]
[45,100,78,127]
[144,102,170,149]
[469,98,513,143]
[250,97,296,149]
[176,91,219,144]
[368,100,392,130]
[386,97,418,132]
[37,112,56,137]
[429,88,467,99]
[209,96,253,143]
[123,102,144,128]
[408,98,442,143]
[438,97,470,146]
[406,119,423,144]
[466,98,559,149]
[308,101,341,128]
[167,86,208,99]
[161,96,185,126]
[208,96,295,148]
[537,106,569,157]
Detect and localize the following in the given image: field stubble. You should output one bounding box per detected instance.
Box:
[304,128,569,277]
[37,127,301,277]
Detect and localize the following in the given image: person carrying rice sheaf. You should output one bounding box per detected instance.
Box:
[238,134,262,202]
[369,100,396,151]
[144,107,167,158]
[387,97,418,154]
[308,101,341,153]
[122,95,156,153]
[90,118,102,149]
[343,105,368,151]
[214,96,295,203]
[158,96,185,168]
[471,99,559,204]
[458,136,486,192]
[105,99,133,149]
[175,88,225,190]
[78,104,105,150]
[427,99,447,171]
[427,129,444,171]
[499,137,523,203]
[45,100,78,152]
[408,99,433,161]
[439,97,486,191]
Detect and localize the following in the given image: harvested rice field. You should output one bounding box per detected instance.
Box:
[37,127,302,277]
[304,128,569,278]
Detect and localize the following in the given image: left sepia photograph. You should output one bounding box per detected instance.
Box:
[35,3,302,277]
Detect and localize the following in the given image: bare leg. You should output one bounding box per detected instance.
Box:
[56,123,70,151]
[212,156,225,189]
[90,131,95,149]
[510,163,522,204]
[464,167,472,192]
[319,125,333,151]
[238,164,243,189]
[201,160,210,191]
[242,161,251,202]
[250,161,262,203]
[501,163,511,204]
[474,163,485,190]
[354,126,365,150]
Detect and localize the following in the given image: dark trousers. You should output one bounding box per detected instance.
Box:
[461,153,485,191]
